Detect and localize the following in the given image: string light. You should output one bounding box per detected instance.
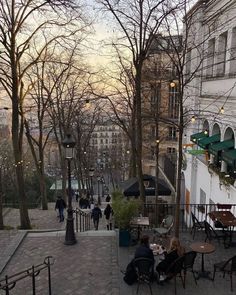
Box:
[191,116,196,123]
[220,106,224,114]
[204,129,208,135]
[156,139,160,144]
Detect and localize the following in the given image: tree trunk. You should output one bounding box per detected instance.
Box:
[135,64,145,203]
[40,172,48,210]
[0,168,4,229]
[174,93,184,238]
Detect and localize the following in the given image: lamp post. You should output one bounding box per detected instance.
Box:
[97,176,101,205]
[89,167,95,203]
[62,134,76,245]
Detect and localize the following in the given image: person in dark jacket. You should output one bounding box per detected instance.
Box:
[104,204,113,230]
[134,235,155,262]
[105,194,111,202]
[156,237,185,281]
[55,196,67,222]
[91,204,102,230]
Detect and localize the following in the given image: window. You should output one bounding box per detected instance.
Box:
[185,49,191,75]
[168,127,177,140]
[167,147,176,154]
[206,38,215,77]
[150,84,160,109]
[217,32,228,76]
[200,189,206,204]
[168,85,179,119]
[229,27,236,75]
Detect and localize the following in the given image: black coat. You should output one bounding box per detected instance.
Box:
[134,245,154,262]
[55,198,66,210]
[156,249,179,273]
[104,206,113,219]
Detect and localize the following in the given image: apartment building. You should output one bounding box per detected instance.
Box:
[183,0,236,205]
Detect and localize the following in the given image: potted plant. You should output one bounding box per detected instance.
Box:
[112,191,140,247]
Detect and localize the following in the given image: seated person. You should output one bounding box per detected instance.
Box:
[123,235,154,285]
[135,235,155,262]
[156,237,185,281]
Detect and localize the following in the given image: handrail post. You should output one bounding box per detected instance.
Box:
[5,275,9,295]
[75,209,78,233]
[47,258,52,295]
[32,265,36,295]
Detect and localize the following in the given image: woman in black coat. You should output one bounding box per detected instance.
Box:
[104,204,113,230]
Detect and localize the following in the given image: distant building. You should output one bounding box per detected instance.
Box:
[89,116,129,182]
[142,34,181,189]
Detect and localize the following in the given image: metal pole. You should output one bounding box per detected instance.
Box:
[64,158,76,245]
[97,178,101,205]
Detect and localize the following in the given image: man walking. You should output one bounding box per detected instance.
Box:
[55,196,67,222]
[91,204,102,230]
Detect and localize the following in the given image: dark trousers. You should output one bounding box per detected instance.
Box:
[93,219,99,230]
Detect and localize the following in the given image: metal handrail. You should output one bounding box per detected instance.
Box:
[73,208,91,232]
[0,256,54,295]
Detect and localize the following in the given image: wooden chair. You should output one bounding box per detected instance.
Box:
[133,257,154,295]
[190,212,205,239]
[213,255,236,292]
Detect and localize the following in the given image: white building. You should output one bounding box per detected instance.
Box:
[183,0,236,205]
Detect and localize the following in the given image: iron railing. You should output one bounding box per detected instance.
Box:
[74,208,91,232]
[143,203,236,230]
[0,256,54,295]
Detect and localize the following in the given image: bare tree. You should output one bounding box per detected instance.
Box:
[0,0,81,228]
[96,0,178,203]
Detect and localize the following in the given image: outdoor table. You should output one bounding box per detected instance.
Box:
[208,211,236,246]
[130,217,149,240]
[190,242,215,280]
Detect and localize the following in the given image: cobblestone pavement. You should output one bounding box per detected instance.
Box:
[0,203,236,294]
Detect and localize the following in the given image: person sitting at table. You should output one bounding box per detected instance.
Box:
[156,237,185,282]
[135,235,155,262]
[123,235,155,285]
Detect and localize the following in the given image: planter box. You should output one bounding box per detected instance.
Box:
[119,229,130,247]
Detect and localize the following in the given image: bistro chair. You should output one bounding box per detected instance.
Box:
[213,255,236,292]
[133,257,154,295]
[182,251,197,288]
[153,215,173,240]
[204,220,229,248]
[165,255,185,295]
[190,212,205,239]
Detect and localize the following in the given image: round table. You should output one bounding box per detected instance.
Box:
[190,242,215,279]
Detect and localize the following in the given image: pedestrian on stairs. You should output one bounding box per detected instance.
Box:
[104,203,114,230]
[91,204,102,230]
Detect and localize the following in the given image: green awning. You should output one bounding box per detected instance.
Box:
[190,131,208,143]
[208,139,234,156]
[222,149,236,166]
[197,134,220,149]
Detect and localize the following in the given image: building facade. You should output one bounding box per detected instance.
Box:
[183,0,236,205]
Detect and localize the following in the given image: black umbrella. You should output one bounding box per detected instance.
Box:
[121,174,171,197]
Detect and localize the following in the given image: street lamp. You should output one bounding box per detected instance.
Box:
[62,133,76,245]
[97,176,101,205]
[89,167,95,203]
